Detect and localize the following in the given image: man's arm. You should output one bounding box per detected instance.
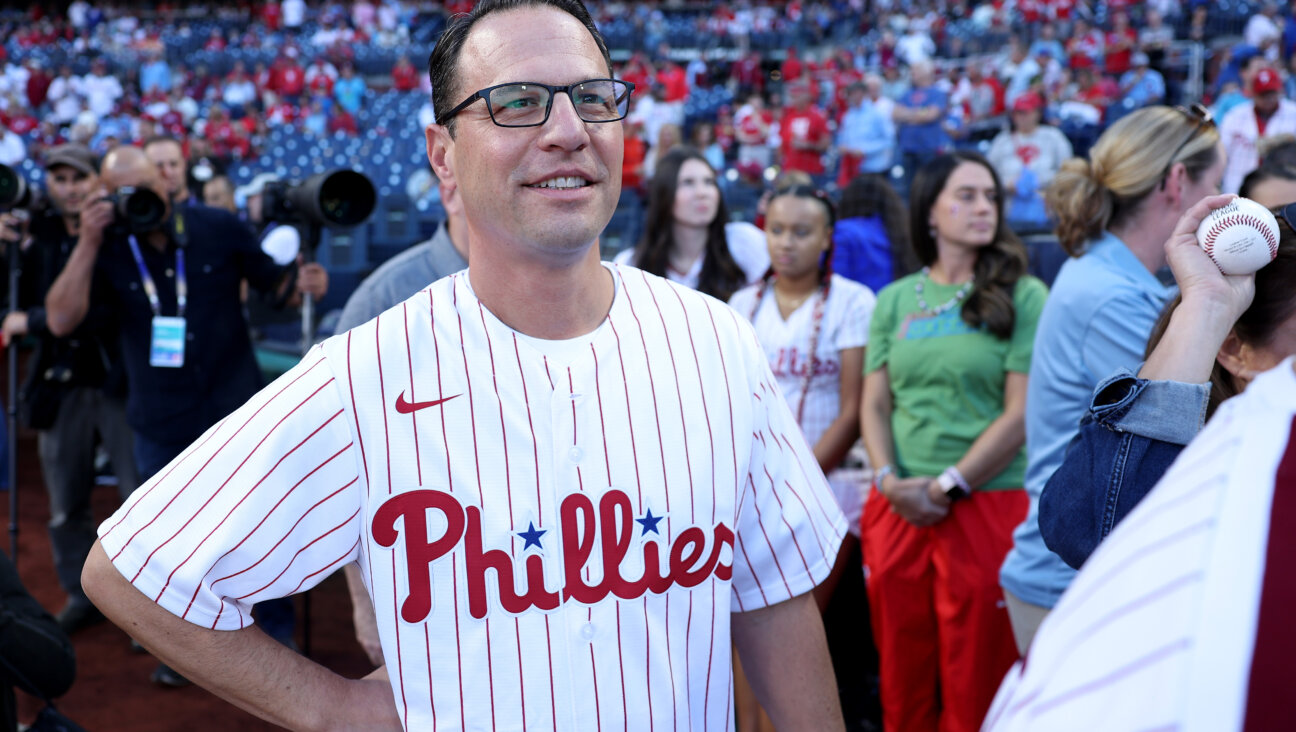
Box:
[83,542,401,732]
[732,593,844,731]
[45,199,111,337]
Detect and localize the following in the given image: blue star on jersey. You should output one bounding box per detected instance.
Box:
[636,508,663,536]
[517,521,546,550]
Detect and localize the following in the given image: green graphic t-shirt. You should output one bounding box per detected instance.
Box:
[865,272,1048,490]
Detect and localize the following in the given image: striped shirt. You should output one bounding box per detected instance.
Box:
[98,264,847,731]
[985,357,1296,732]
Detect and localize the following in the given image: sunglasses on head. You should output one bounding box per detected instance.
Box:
[1160,104,1216,189]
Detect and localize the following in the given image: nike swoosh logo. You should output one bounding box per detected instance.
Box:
[394,392,460,414]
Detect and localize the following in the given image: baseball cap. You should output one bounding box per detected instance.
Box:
[43,144,99,175]
[1255,67,1282,94]
[1012,92,1044,113]
[1131,51,1150,67]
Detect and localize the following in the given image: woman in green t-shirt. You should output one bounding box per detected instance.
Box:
[860,151,1047,732]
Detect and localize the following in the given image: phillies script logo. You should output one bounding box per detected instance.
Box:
[372,488,734,623]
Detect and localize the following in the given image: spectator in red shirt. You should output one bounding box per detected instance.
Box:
[203,27,226,51]
[1067,18,1104,70]
[1104,11,1137,75]
[306,57,336,97]
[25,58,52,109]
[779,82,831,177]
[782,47,805,84]
[261,1,282,31]
[619,52,653,101]
[328,107,359,136]
[271,53,306,104]
[391,54,419,92]
[732,50,764,99]
[657,58,689,104]
[622,119,648,194]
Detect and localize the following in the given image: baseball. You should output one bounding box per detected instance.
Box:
[1195,197,1281,275]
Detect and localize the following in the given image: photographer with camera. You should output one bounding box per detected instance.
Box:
[43,144,327,688]
[0,145,141,638]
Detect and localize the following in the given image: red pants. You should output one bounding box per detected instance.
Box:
[861,486,1027,732]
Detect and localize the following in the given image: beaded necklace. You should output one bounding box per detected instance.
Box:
[749,274,831,425]
[914,266,974,315]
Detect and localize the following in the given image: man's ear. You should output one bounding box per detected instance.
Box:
[1216,330,1254,383]
[426,123,456,188]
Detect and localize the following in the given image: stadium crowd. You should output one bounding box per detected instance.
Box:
[2,1,1296,732]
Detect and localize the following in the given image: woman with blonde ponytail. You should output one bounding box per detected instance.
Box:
[999,105,1225,652]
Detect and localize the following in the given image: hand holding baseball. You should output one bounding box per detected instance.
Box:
[1167,194,1256,325]
[1195,196,1281,275]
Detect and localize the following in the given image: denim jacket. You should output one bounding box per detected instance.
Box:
[1038,369,1210,569]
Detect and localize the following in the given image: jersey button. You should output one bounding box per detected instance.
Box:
[580,622,596,641]
[568,446,584,463]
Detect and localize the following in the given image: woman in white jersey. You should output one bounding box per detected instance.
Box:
[730,184,876,591]
[615,145,768,301]
[729,184,879,732]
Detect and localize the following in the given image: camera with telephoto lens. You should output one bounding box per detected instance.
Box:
[103,186,168,237]
[261,169,376,234]
[0,163,45,211]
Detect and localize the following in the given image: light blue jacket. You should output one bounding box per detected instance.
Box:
[1000,231,1176,608]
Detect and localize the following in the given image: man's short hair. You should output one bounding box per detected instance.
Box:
[427,0,612,137]
[142,134,184,153]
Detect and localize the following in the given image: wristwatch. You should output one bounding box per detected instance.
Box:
[938,468,969,502]
[875,464,895,488]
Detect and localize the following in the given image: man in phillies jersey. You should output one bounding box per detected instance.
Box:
[81,1,848,730]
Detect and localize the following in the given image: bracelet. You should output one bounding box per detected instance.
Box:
[944,465,971,493]
[874,464,895,487]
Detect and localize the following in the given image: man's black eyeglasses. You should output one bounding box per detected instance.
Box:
[1161,103,1216,188]
[440,79,635,128]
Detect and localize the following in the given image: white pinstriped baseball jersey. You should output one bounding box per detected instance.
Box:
[98,263,847,731]
[730,273,875,531]
[984,358,1296,732]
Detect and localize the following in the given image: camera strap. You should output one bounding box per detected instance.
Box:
[127,235,186,319]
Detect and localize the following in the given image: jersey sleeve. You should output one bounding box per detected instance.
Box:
[833,281,876,351]
[96,346,366,631]
[1005,276,1048,374]
[730,324,847,611]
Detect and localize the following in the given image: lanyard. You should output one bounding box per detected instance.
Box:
[127,235,186,318]
[749,275,831,426]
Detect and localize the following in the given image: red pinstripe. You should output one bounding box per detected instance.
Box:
[510,334,558,726]
[782,480,830,559]
[640,270,695,525]
[610,307,657,731]
[748,475,795,596]
[772,432,838,530]
[287,535,362,594]
[233,506,360,599]
[592,345,630,730]
[479,303,526,725]
[761,468,813,580]
[735,523,770,606]
[621,273,681,729]
[206,455,352,628]
[438,287,467,723]
[108,360,329,558]
[402,301,424,487]
[375,314,411,723]
[455,281,495,731]
[130,379,338,585]
[210,478,356,591]
[619,274,672,529]
[176,411,346,617]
